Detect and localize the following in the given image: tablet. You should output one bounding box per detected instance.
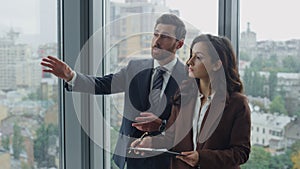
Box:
[127,147,186,156]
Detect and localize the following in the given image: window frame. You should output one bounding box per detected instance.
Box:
[62,0,239,168]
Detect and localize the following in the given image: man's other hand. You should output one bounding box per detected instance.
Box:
[132,112,162,132]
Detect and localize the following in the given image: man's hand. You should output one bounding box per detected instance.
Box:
[176,151,199,167]
[132,112,162,132]
[40,56,74,82]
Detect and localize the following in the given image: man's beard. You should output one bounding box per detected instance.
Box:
[151,45,176,60]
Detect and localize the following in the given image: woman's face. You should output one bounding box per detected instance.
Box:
[187,42,214,79]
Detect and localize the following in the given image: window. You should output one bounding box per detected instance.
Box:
[0,0,60,169]
[104,0,218,168]
[240,0,300,167]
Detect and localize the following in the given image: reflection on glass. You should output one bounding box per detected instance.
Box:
[0,0,59,168]
[107,0,217,168]
[239,0,300,168]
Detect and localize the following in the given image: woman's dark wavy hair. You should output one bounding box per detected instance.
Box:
[173,34,244,105]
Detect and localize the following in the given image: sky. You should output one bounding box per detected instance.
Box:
[0,0,299,41]
[0,0,39,35]
[165,0,218,36]
[166,0,300,41]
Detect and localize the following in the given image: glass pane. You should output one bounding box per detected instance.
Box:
[239,0,300,168]
[0,0,60,169]
[106,0,218,168]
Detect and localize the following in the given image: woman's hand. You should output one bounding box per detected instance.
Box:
[129,136,152,156]
[176,151,199,167]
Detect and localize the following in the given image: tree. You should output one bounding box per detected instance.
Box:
[34,123,58,168]
[24,87,43,101]
[282,56,300,72]
[242,68,268,98]
[240,51,251,61]
[21,161,31,169]
[12,124,24,159]
[241,146,271,169]
[1,135,10,151]
[242,67,252,96]
[268,71,278,100]
[291,151,300,169]
[269,150,293,169]
[291,140,300,155]
[255,72,267,97]
[270,95,288,115]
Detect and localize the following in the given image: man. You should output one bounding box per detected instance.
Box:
[41,13,187,169]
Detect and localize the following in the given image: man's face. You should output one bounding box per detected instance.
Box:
[151,24,180,61]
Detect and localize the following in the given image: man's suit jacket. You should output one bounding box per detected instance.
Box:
[65,58,187,169]
[152,89,251,169]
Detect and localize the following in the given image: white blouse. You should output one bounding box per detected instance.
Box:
[192,92,214,150]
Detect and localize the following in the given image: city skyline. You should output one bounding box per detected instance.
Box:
[1,0,300,41]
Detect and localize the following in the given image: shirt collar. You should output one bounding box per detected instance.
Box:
[198,91,215,101]
[153,57,177,73]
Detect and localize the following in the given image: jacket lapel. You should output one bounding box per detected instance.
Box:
[164,60,187,103]
[136,59,153,111]
[198,91,228,144]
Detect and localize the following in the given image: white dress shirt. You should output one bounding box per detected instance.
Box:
[151,58,177,98]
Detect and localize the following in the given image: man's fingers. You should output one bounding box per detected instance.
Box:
[47,55,60,62]
[42,57,57,65]
[41,62,55,69]
[43,69,54,73]
[139,112,153,116]
[140,112,158,118]
[132,121,148,127]
[134,126,143,131]
[135,116,154,122]
[135,113,159,122]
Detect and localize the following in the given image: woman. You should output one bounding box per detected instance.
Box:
[131,34,251,169]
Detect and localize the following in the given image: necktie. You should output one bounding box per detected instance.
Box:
[150,67,166,114]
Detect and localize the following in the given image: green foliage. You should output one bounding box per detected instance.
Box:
[289,141,300,169]
[270,95,288,115]
[291,140,300,155]
[243,68,268,98]
[240,51,251,61]
[21,161,31,169]
[250,55,280,72]
[249,54,300,73]
[12,124,24,159]
[291,151,300,169]
[293,110,300,118]
[241,146,271,169]
[282,56,300,72]
[242,146,294,169]
[268,71,278,100]
[25,87,42,101]
[1,135,10,151]
[269,151,293,169]
[33,123,58,168]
